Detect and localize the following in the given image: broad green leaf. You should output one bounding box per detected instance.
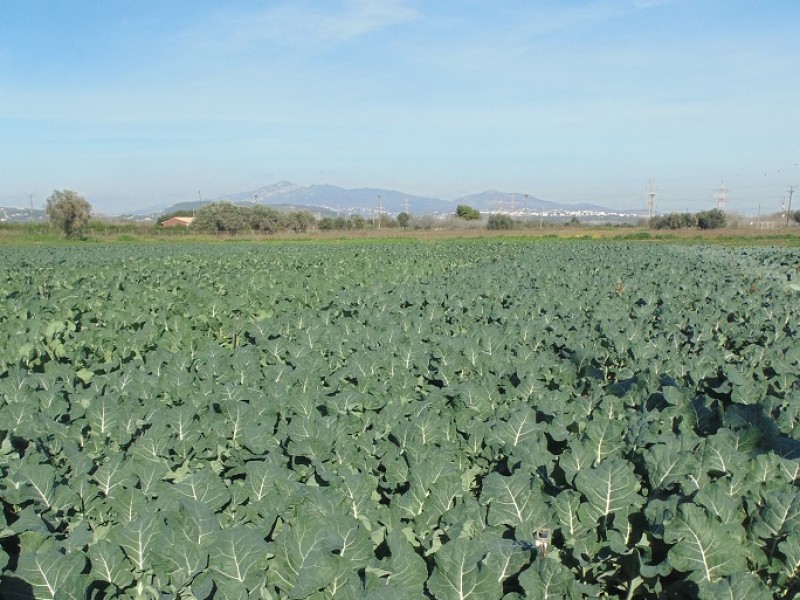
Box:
[17,544,85,600]
[480,472,548,530]
[327,515,373,566]
[554,489,594,540]
[518,557,579,600]
[93,454,134,498]
[88,538,135,589]
[75,368,94,383]
[583,417,625,464]
[368,530,428,593]
[574,458,643,522]
[701,431,748,477]
[209,527,269,589]
[338,469,380,525]
[172,468,230,511]
[269,517,339,597]
[243,459,277,503]
[15,462,57,510]
[112,514,160,572]
[174,498,221,547]
[492,406,541,450]
[426,538,501,600]
[212,578,249,600]
[483,538,531,585]
[157,527,208,590]
[751,489,800,543]
[696,572,772,600]
[664,504,746,583]
[694,481,744,525]
[558,442,595,484]
[776,533,800,585]
[85,396,119,438]
[643,443,691,490]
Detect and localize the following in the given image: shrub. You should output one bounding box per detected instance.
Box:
[487,214,513,230]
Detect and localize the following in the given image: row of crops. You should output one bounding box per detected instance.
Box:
[1,240,799,599]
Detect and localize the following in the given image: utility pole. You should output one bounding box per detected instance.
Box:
[787,185,796,227]
[376,195,383,230]
[647,180,656,220]
[29,194,34,213]
[524,194,529,221]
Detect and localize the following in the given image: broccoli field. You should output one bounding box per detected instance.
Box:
[1,240,800,599]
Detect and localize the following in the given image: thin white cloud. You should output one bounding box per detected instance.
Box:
[180,0,419,54]
[514,0,682,36]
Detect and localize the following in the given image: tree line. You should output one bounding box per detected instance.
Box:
[189,202,315,234]
[649,208,727,230]
[44,189,800,240]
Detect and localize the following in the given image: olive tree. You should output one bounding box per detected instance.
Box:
[46,189,92,239]
[191,202,250,234]
[487,214,513,230]
[696,208,727,230]
[455,204,481,220]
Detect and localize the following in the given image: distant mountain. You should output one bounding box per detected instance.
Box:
[453,190,610,213]
[157,182,627,216]
[113,181,643,221]
[220,181,454,215]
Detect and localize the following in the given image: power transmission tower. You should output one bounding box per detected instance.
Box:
[716,182,728,210]
[402,197,410,215]
[510,193,516,213]
[376,195,383,230]
[647,180,656,220]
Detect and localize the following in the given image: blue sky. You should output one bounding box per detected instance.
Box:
[1,0,798,214]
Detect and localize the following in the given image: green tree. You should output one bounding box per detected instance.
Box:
[46,189,92,239]
[349,215,366,229]
[456,205,481,220]
[191,202,250,234]
[696,208,727,230]
[397,212,410,228]
[250,205,285,233]
[486,214,513,230]
[318,217,335,230]
[285,210,315,232]
[650,212,696,229]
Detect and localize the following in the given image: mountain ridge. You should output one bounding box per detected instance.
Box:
[137,181,643,217]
